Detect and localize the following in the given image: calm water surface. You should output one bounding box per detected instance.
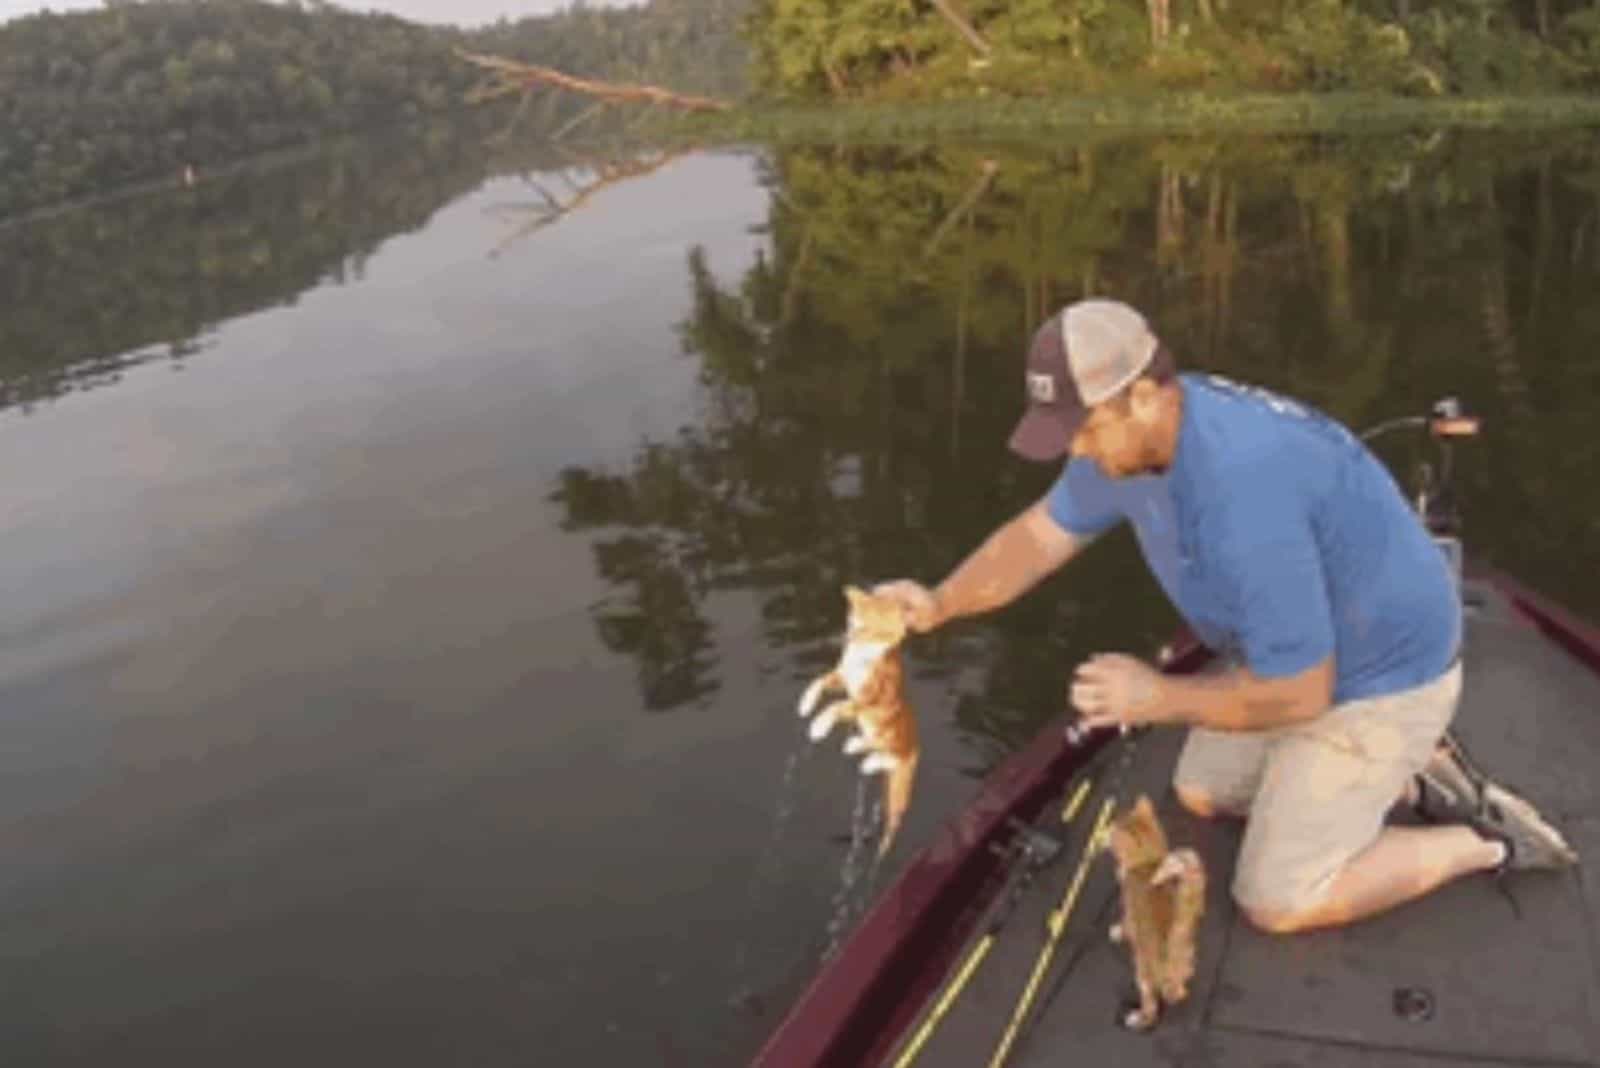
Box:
[1,127,1597,1065]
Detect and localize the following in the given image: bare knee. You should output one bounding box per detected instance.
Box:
[1175,784,1226,820]
[1238,899,1310,934]
[1234,879,1332,935]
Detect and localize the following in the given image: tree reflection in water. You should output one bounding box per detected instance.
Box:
[551,130,1600,765]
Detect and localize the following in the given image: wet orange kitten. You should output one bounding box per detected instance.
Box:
[797,586,920,858]
[1105,794,1206,1031]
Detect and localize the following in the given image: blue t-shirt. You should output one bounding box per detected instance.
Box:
[1047,373,1460,703]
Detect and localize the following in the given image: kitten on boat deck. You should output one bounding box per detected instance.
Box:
[1105,794,1206,1031]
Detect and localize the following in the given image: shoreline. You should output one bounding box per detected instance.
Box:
[681,92,1600,143]
[0,108,503,233]
[0,138,355,234]
[11,93,1600,229]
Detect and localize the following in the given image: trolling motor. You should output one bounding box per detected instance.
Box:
[1416,396,1480,538]
[1360,396,1482,598]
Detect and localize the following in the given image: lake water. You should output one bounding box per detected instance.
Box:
[1,125,1597,1065]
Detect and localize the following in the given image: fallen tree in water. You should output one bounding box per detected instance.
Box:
[484,147,689,256]
[456,48,733,113]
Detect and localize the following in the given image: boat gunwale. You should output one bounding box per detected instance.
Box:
[1477,565,1600,678]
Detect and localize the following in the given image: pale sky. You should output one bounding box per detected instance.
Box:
[0,0,592,28]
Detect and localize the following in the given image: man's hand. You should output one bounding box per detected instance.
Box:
[871,580,943,633]
[1069,653,1170,732]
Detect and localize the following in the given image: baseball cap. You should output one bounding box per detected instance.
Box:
[1007,299,1161,462]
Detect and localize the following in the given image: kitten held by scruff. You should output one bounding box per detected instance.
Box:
[796,586,921,859]
[1105,794,1206,1031]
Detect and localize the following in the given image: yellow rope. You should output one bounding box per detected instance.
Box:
[985,798,1115,1068]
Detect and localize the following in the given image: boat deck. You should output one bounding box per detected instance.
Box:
[887,579,1600,1068]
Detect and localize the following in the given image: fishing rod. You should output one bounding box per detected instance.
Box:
[888,726,1136,1068]
[984,796,1115,1068]
[887,815,1066,1068]
[984,721,1149,1068]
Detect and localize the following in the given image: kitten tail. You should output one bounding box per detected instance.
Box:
[877,752,919,859]
[1159,848,1206,1003]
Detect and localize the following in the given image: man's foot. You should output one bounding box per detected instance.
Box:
[1415,731,1577,872]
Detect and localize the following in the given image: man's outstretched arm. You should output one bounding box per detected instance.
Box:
[877,498,1089,632]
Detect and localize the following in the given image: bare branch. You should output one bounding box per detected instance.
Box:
[922,159,999,259]
[457,48,733,113]
[487,149,690,258]
[927,0,992,57]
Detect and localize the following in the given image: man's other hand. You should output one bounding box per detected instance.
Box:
[1070,652,1168,730]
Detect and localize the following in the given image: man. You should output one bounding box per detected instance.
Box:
[877,299,1576,934]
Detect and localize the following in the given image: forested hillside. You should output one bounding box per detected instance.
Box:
[0,0,747,221]
[0,1,475,217]
[745,0,1600,98]
[5,0,1600,222]
[473,0,748,98]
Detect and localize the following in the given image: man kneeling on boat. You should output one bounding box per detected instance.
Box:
[876,299,1577,936]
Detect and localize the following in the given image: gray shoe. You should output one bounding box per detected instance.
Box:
[1412,729,1490,824]
[1470,781,1579,871]
[1413,770,1474,825]
[1416,730,1577,871]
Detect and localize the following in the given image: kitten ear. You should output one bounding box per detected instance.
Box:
[844,585,868,605]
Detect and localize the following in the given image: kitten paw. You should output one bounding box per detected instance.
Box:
[843,734,868,755]
[1116,986,1160,1032]
[860,753,897,775]
[1120,1007,1158,1032]
[797,677,828,717]
[1151,848,1202,886]
[808,709,838,741]
[1109,922,1125,944]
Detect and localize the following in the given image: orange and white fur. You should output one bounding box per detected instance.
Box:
[797,586,920,859]
[1105,795,1206,1032]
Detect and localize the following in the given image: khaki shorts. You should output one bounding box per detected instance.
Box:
[1172,662,1463,915]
